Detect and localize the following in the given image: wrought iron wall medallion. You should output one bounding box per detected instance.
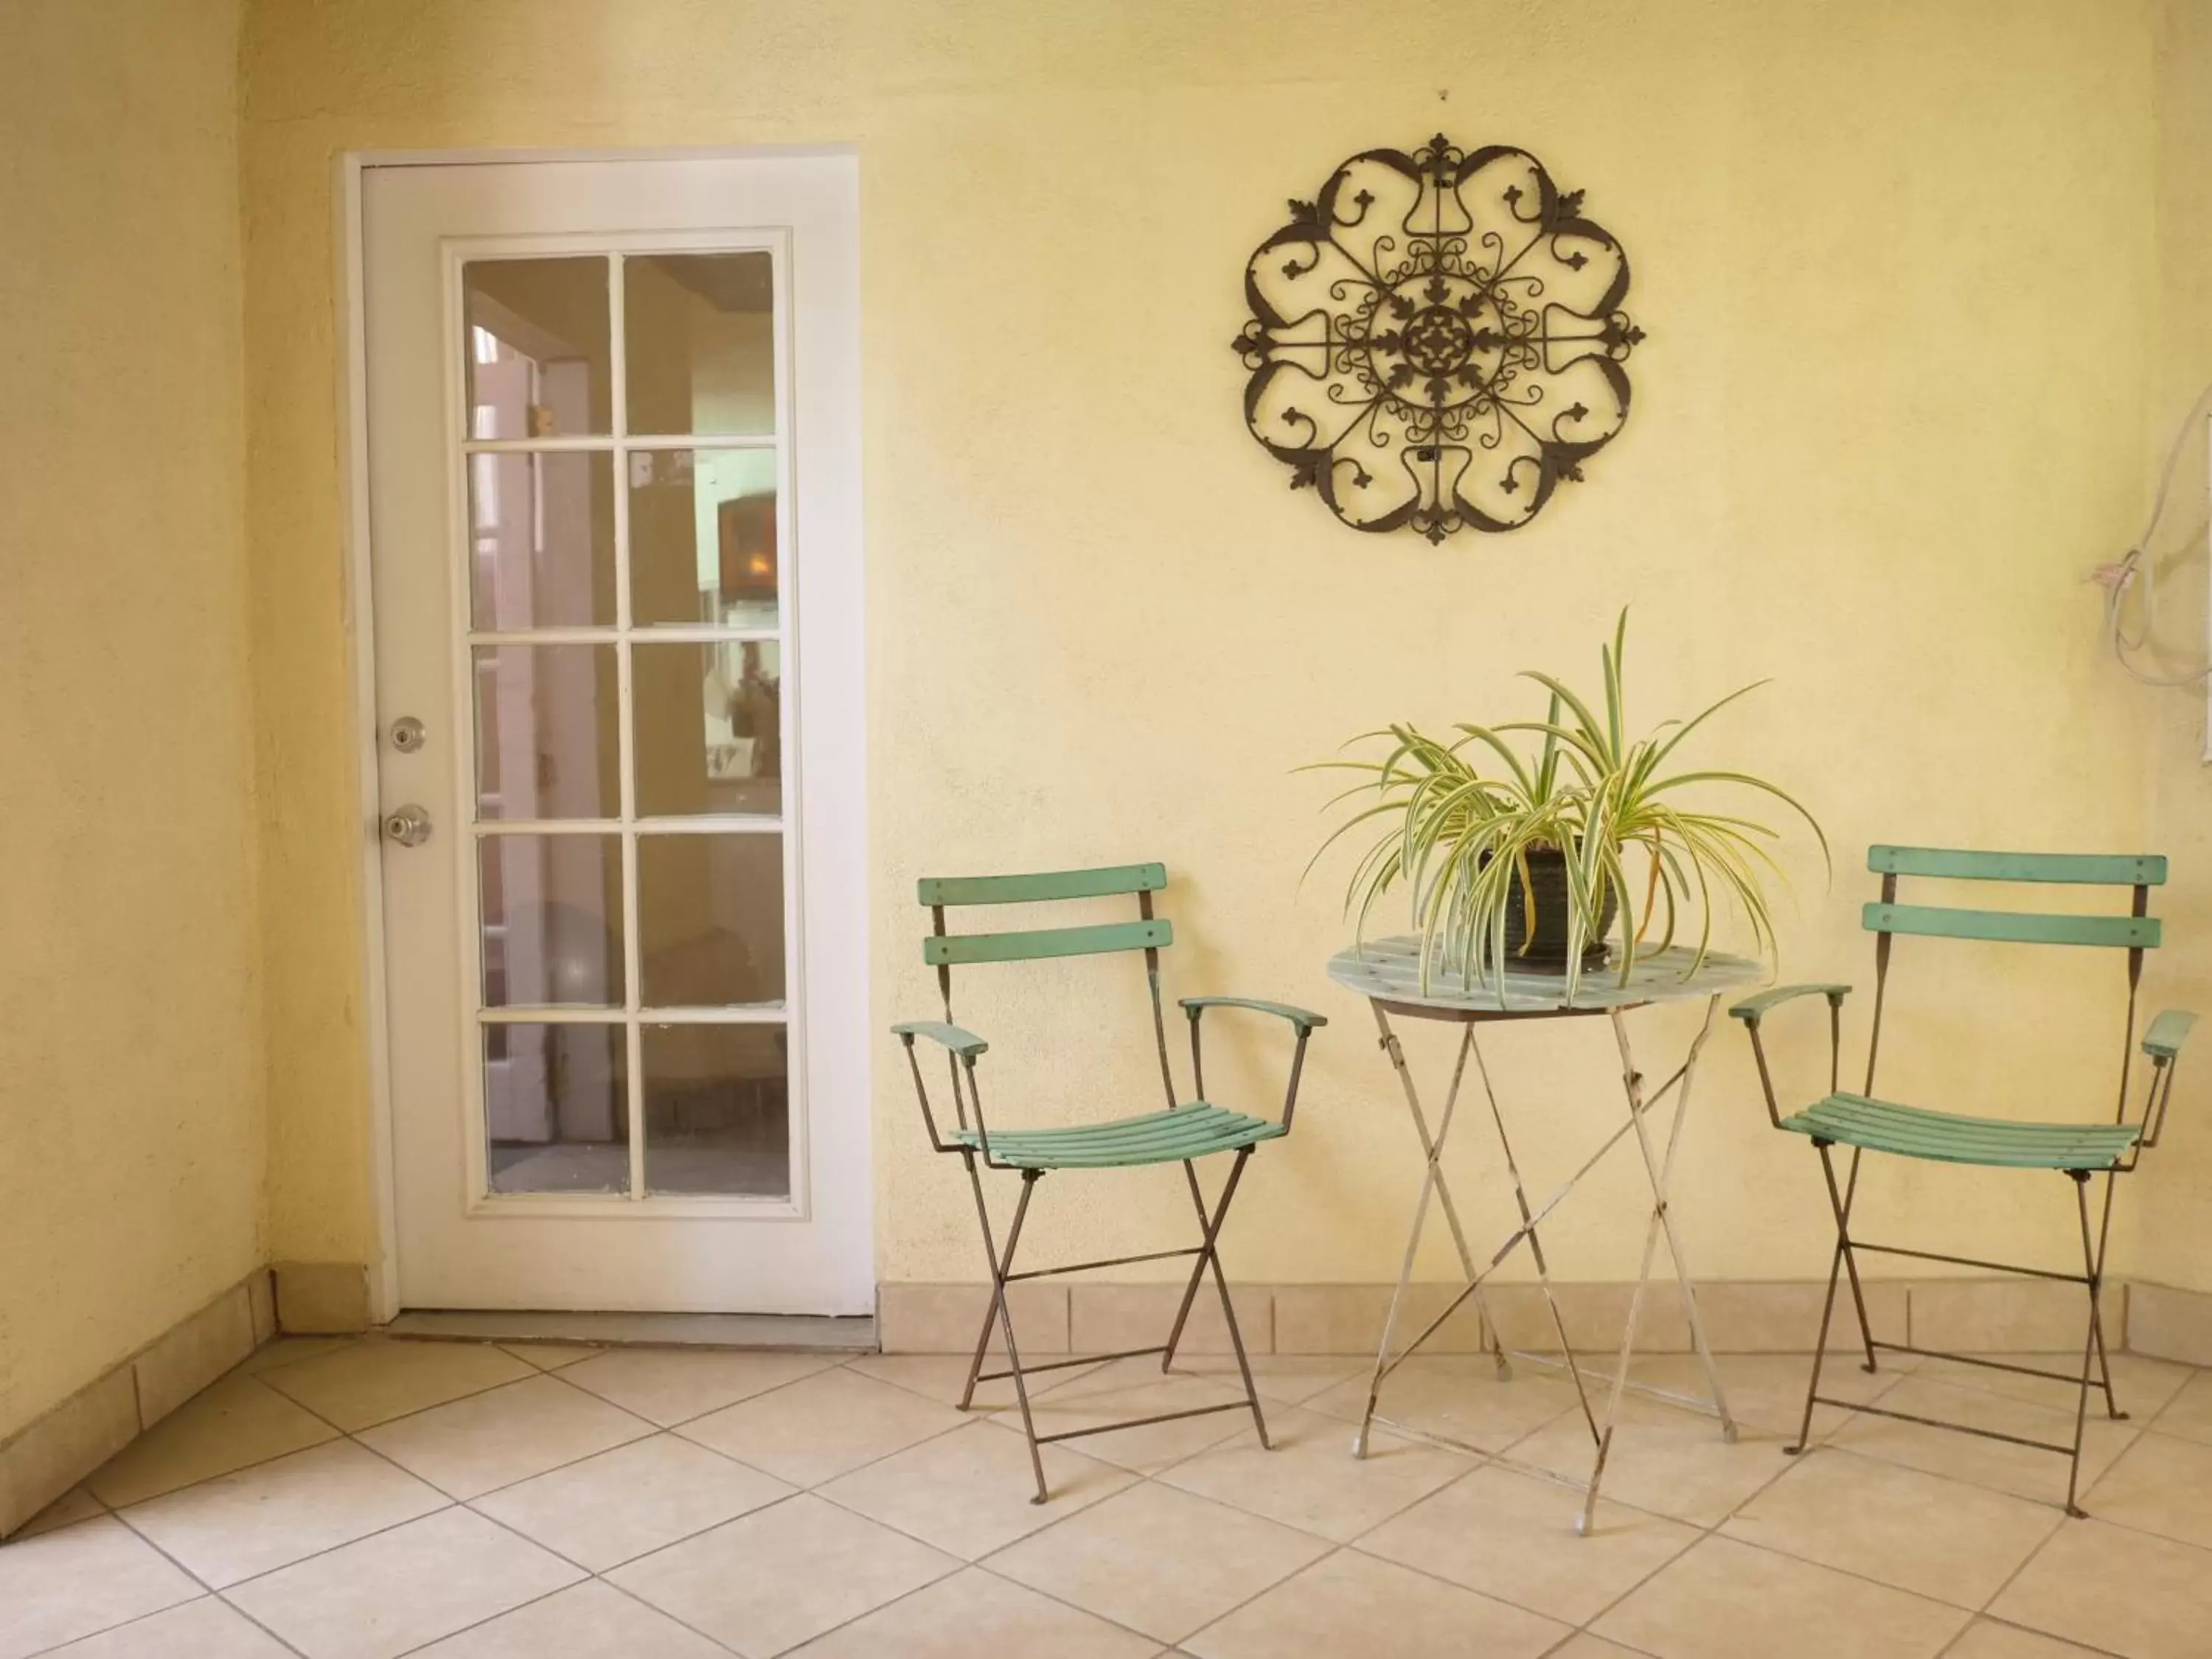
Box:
[1232,133,1641,541]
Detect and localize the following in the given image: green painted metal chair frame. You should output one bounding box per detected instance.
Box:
[892,862,1327,1503]
[1733,845,2197,1516]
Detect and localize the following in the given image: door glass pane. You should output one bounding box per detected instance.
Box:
[637,834,785,1006]
[627,448,779,628]
[634,642,782,818]
[479,835,624,1006]
[642,1024,788,1197]
[470,451,616,629]
[463,257,612,439]
[473,644,621,820]
[624,252,776,437]
[484,1023,628,1194]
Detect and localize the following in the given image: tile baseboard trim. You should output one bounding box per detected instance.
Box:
[877,1277,2144,1359]
[271,1261,373,1335]
[0,1267,274,1538]
[383,1309,877,1350]
[2125,1280,2212,1366]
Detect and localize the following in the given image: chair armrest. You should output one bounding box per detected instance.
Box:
[891,1020,990,1057]
[1731,984,1850,1129]
[1180,997,1324,1133]
[1729,984,1852,1026]
[2144,1009,2197,1060]
[1179,995,1329,1032]
[892,1021,990,1155]
[2138,1009,2198,1150]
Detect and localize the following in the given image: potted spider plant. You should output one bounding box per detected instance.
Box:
[1307,611,1826,997]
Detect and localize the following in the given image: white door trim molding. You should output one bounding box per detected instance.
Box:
[338,150,403,1323]
[337,145,868,1321]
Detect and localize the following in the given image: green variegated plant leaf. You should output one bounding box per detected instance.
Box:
[1300,611,1828,998]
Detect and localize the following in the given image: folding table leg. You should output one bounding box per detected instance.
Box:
[1357,1012,1492,1457]
[1369,1006,1507,1369]
[1581,999,1736,1535]
[1626,998,1736,1437]
[1467,1029,1599,1442]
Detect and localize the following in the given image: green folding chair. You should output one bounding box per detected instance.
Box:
[892,862,1326,1503]
[1733,845,2195,1514]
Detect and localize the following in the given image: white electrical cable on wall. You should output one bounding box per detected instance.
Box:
[2092,380,2212,687]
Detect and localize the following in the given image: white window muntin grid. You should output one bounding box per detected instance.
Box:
[441,228,804,1212]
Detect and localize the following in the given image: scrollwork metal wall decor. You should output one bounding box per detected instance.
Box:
[1232,133,1641,541]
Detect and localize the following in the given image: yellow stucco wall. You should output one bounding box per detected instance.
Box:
[242,0,2195,1301]
[0,0,264,1439]
[2129,0,2212,1297]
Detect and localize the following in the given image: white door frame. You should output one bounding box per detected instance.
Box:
[336,146,870,1321]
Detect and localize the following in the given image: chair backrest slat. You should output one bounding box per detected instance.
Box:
[1863,902,2160,950]
[918,864,1166,907]
[923,919,1172,967]
[1868,846,2167,887]
[1857,844,2166,1110]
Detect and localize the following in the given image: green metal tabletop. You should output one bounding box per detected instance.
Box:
[1325,936,1765,1020]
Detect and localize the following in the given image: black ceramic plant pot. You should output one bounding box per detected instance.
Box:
[1494,847,1616,972]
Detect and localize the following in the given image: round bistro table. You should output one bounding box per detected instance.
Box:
[1326,935,1766,1534]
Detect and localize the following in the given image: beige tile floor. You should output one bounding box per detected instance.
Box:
[4,1337,2209,1658]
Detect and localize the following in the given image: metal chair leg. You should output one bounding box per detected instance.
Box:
[1831,1147,1879,1372]
[2090,1302,2126,1422]
[1162,1151,1251,1371]
[956,1283,1001,1414]
[2067,1169,2120,1517]
[1789,1141,1867,1455]
[1174,1149,1271,1449]
[962,1156,1049,1503]
[2086,1170,2126,1424]
[1161,1173,1216,1374]
[959,1158,1032,1410]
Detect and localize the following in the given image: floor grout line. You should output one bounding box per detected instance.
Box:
[19,1585,319,1659]
[831,1352,2053,1648]
[93,1354,672,1531]
[77,1341,597,1514]
[779,1371,1368,1650]
[22,1343,2212,1658]
[591,1573,751,1657]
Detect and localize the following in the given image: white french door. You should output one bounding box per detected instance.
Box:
[361,153,869,1313]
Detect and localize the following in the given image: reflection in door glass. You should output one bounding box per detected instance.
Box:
[469,451,616,630]
[633,642,781,818]
[453,239,801,1213]
[637,834,785,1006]
[627,449,779,628]
[479,835,624,1007]
[484,1023,628,1194]
[642,1024,789,1197]
[462,257,612,439]
[473,644,621,820]
[624,252,776,437]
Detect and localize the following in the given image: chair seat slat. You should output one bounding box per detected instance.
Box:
[953,1104,1287,1169]
[1781,1093,2142,1171]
